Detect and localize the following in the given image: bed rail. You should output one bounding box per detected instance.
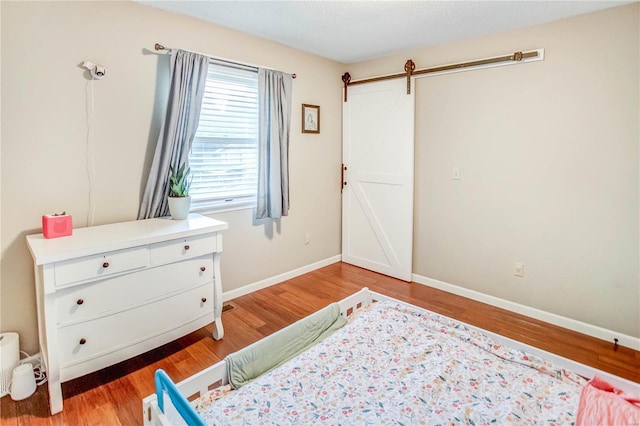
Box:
[154,369,205,426]
[143,287,377,425]
[143,359,227,425]
[336,286,374,316]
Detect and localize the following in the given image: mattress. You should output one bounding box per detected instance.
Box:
[191,301,587,424]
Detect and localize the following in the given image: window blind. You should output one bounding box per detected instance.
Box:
[189,62,259,211]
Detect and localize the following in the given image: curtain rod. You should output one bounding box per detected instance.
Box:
[154,43,296,79]
[341,49,542,101]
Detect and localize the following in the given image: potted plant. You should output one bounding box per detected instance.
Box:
[167,163,192,220]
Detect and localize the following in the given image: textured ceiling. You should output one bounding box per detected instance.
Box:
[140,1,631,64]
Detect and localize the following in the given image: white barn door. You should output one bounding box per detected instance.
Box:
[342,78,415,281]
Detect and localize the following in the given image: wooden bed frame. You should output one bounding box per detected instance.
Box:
[142,288,639,425]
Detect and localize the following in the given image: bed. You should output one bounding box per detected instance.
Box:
[142,288,640,425]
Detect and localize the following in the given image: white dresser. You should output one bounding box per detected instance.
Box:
[26,213,227,414]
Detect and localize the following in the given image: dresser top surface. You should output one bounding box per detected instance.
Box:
[26,214,228,265]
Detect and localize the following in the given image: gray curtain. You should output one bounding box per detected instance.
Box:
[138,49,209,219]
[256,69,293,219]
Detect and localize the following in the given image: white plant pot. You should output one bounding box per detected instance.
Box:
[168,196,191,220]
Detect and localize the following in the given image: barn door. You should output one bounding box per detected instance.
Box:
[342,78,415,281]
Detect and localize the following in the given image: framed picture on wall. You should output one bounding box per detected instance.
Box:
[302,104,320,134]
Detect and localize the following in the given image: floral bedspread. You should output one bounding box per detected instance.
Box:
[194,301,586,425]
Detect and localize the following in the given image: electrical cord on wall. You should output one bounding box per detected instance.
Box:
[85,79,97,227]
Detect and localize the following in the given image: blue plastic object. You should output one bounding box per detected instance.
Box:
[154,369,206,426]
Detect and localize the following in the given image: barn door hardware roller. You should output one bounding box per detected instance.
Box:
[404,59,415,94]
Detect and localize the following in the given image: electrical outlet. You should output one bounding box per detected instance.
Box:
[452,167,461,180]
[304,233,311,245]
[514,262,524,277]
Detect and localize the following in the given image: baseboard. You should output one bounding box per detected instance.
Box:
[412,274,640,351]
[222,255,342,302]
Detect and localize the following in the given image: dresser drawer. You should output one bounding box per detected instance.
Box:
[57,284,214,369]
[55,255,214,326]
[54,246,148,287]
[149,233,217,266]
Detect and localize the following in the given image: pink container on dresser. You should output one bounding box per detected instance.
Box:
[42,214,72,239]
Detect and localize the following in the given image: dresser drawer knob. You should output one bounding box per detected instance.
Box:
[201,297,207,303]
[76,299,84,305]
[102,262,110,268]
[79,338,87,345]
[184,244,190,251]
[200,266,206,272]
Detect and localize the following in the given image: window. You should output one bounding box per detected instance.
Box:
[189,60,259,212]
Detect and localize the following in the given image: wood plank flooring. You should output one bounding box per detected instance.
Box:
[2,262,638,425]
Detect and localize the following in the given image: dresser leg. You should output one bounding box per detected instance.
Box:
[212,250,224,340]
[48,379,63,414]
[213,319,224,340]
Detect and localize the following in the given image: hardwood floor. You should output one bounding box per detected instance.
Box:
[2,262,638,425]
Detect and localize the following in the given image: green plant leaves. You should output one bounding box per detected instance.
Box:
[169,163,191,197]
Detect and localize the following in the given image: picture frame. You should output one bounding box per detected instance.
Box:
[302,104,320,134]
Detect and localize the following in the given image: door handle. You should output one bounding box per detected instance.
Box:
[341,164,348,191]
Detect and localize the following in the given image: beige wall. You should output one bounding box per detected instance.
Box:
[1,1,343,353]
[348,4,640,337]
